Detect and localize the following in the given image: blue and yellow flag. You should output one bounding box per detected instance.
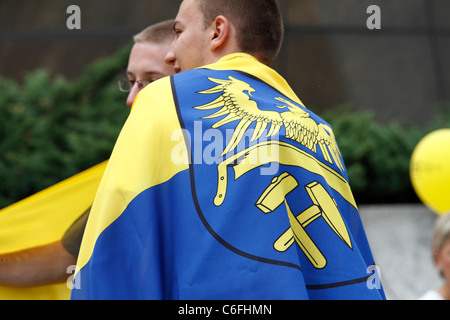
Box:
[0,161,106,300]
[72,53,385,300]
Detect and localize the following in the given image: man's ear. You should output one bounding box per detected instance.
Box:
[210,15,231,52]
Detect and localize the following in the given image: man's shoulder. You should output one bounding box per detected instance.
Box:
[173,67,227,79]
[135,75,174,102]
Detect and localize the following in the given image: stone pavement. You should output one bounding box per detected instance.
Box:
[359,204,442,300]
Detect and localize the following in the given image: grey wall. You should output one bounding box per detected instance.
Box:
[1,0,449,124]
[360,204,442,300]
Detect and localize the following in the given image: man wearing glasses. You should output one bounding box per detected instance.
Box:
[0,20,178,289]
[119,20,180,108]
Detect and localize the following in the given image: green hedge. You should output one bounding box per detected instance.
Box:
[322,107,450,204]
[0,44,132,208]
[0,45,449,208]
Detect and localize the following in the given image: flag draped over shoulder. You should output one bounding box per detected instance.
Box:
[0,161,107,300]
[73,53,385,300]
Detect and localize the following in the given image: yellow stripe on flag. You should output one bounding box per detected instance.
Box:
[76,76,189,274]
[0,161,107,300]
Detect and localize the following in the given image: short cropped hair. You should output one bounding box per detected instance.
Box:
[133,19,175,44]
[196,0,283,65]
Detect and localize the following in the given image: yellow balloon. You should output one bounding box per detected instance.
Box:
[410,129,450,215]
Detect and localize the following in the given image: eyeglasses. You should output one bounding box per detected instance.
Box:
[118,79,153,92]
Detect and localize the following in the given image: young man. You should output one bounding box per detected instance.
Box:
[0,20,177,290]
[124,20,180,107]
[73,0,385,300]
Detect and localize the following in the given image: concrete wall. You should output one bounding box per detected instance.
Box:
[360,204,442,300]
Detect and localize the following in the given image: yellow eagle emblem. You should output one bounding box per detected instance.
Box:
[195,76,344,172]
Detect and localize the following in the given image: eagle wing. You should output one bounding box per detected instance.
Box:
[194,77,344,172]
[275,97,344,171]
[195,76,283,155]
[276,97,319,152]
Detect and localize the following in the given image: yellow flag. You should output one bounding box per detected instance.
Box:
[0,161,107,300]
